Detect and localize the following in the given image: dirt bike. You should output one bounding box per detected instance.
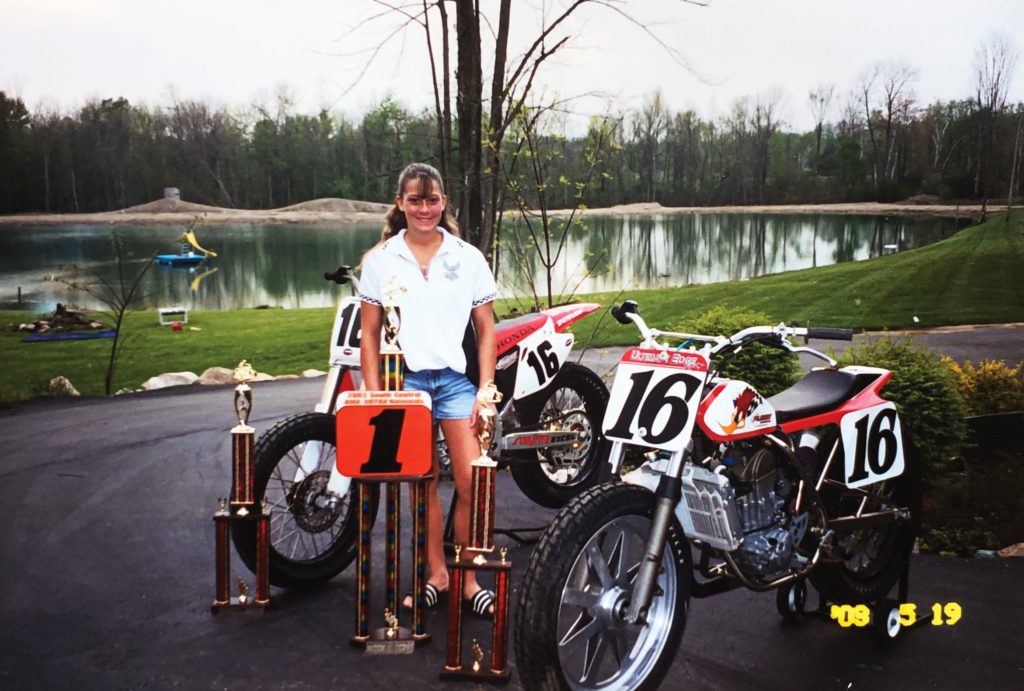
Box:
[515,300,921,690]
[232,265,610,589]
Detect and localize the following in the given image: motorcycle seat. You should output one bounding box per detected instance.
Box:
[768,369,863,422]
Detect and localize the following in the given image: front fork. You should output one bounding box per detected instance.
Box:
[625,447,686,625]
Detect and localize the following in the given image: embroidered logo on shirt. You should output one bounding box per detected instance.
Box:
[443,258,460,281]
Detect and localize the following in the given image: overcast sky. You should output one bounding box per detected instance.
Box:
[3,0,1022,131]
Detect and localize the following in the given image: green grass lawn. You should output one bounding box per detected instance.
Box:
[3,212,1022,405]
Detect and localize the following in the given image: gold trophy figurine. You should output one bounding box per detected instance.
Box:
[232,360,257,429]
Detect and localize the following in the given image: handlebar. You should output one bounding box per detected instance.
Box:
[611,300,854,366]
[324,265,354,285]
[806,326,854,341]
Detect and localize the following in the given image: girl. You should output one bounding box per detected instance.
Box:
[358,162,498,617]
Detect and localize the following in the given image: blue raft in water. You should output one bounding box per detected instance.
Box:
[24,329,118,343]
[155,252,207,267]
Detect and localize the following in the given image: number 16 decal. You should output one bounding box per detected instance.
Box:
[840,402,905,489]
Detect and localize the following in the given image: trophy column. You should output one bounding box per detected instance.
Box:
[440,382,512,682]
[212,361,271,613]
[346,281,431,652]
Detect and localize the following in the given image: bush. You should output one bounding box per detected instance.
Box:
[675,306,801,397]
[835,336,967,476]
[942,357,1024,415]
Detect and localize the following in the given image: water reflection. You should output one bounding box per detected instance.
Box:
[0,214,960,311]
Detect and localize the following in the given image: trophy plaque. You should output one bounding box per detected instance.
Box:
[211,361,270,614]
[440,382,512,682]
[342,281,433,651]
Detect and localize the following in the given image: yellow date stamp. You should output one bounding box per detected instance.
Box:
[830,602,962,628]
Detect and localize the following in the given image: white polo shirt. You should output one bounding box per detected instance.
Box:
[358,228,498,373]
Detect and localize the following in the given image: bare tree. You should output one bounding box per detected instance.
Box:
[973,32,1020,197]
[338,0,707,260]
[751,88,784,202]
[808,83,834,173]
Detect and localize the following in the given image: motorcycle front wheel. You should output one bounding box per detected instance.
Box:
[510,362,610,509]
[515,483,690,691]
[811,430,921,604]
[231,412,379,589]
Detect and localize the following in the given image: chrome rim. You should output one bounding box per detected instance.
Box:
[538,387,594,486]
[265,439,351,563]
[557,515,677,690]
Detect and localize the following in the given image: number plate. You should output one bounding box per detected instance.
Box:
[336,390,433,479]
[602,348,708,452]
[514,324,574,399]
[840,402,905,488]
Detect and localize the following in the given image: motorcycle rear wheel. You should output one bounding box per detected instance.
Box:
[515,483,690,691]
[811,430,921,604]
[510,363,610,509]
[231,412,379,589]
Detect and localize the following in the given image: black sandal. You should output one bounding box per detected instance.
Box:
[403,583,444,610]
[467,588,495,618]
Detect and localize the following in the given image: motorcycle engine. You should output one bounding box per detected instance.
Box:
[726,446,808,581]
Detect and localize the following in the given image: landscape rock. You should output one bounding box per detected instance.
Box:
[302,369,327,378]
[275,374,299,380]
[251,372,276,382]
[141,371,199,391]
[197,367,234,385]
[48,376,80,397]
[997,542,1024,558]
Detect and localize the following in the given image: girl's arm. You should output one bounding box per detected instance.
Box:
[469,302,497,426]
[359,302,384,391]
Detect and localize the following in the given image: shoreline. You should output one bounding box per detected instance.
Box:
[0,200,998,227]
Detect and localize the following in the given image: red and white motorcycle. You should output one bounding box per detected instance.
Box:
[232,266,609,588]
[515,300,920,690]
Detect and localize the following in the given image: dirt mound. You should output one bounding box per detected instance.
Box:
[277,198,391,213]
[898,194,942,205]
[118,198,228,214]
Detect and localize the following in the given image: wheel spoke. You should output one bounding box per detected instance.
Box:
[559,612,603,648]
[581,630,609,684]
[585,542,615,590]
[562,586,600,609]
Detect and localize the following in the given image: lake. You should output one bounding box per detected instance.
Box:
[0,214,963,312]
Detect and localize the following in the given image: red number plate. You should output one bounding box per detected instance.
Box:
[336,390,433,479]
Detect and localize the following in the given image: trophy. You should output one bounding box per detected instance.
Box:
[211,361,270,613]
[440,382,512,682]
[346,279,432,652]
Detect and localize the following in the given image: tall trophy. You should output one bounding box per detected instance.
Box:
[212,361,271,613]
[336,279,433,652]
[440,381,512,682]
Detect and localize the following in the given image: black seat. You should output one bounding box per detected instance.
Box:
[767,369,862,423]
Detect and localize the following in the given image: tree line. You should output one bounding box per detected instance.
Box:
[0,56,1021,217]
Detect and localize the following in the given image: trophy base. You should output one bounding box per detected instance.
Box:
[439,666,511,683]
[353,627,430,654]
[210,597,270,614]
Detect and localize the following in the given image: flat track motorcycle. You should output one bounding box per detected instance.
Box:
[232,266,609,588]
[515,300,920,690]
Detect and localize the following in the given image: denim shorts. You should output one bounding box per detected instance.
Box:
[402,368,477,422]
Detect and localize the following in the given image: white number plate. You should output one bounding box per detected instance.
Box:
[602,348,708,452]
[840,402,905,488]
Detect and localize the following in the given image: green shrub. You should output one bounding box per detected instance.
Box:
[942,357,1024,415]
[836,336,967,475]
[675,306,801,397]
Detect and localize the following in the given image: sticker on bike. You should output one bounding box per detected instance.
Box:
[335,390,433,479]
[513,324,574,398]
[602,348,707,451]
[697,380,777,442]
[330,297,363,366]
[839,402,905,489]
